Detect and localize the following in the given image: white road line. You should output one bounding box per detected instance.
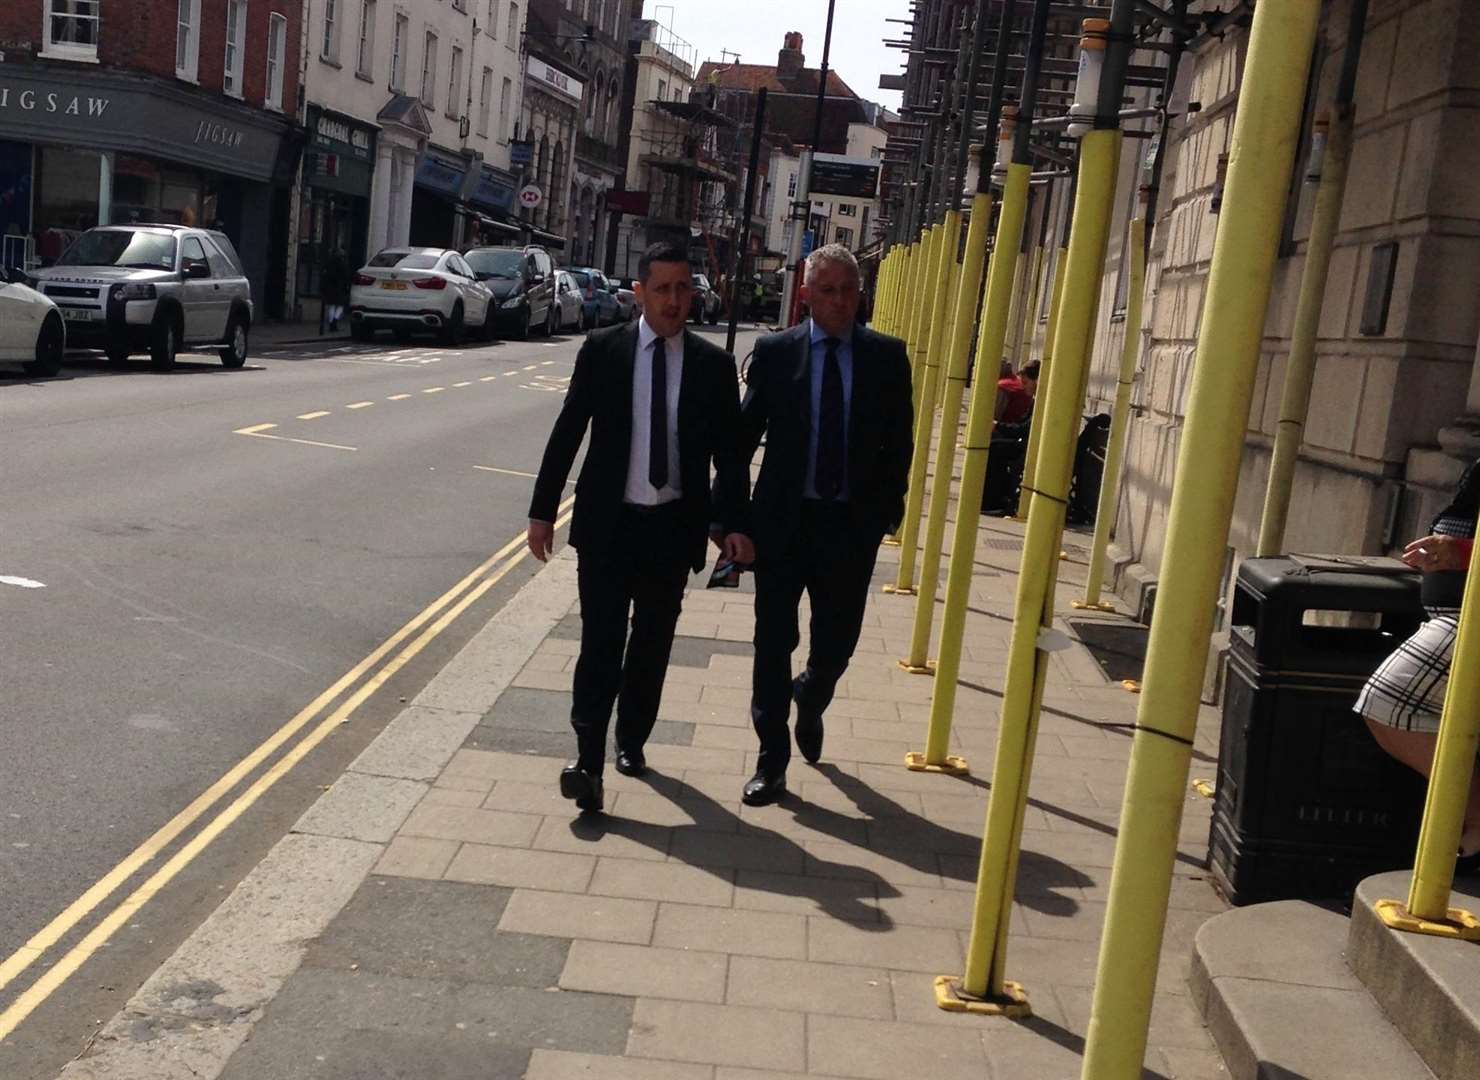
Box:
[0,576,46,589]
[473,465,539,480]
[387,393,412,401]
[479,375,498,382]
[235,423,278,435]
[297,411,331,420]
[541,360,555,366]
[522,364,539,370]
[346,401,375,409]
[421,387,445,394]
[234,429,356,452]
[452,381,472,388]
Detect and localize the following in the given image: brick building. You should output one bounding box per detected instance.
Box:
[0,0,304,316]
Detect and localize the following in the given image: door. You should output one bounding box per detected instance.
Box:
[180,236,228,342]
[0,281,42,361]
[447,254,487,323]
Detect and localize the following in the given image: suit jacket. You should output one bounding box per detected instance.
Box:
[529,322,750,572]
[738,323,913,558]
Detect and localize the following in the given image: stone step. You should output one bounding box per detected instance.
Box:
[1348,871,1480,1080]
[1189,899,1434,1080]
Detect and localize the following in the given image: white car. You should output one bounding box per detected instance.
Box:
[349,248,493,345]
[554,271,584,332]
[0,266,65,377]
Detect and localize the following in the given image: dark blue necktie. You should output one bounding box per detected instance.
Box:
[649,338,668,490]
[815,337,844,499]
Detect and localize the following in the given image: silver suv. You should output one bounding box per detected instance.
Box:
[33,225,253,371]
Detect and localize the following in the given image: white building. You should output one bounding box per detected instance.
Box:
[293,0,527,318]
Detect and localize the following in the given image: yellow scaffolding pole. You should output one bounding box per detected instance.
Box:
[1257,109,1352,557]
[941,131,1122,1012]
[902,192,996,674]
[936,253,965,410]
[1014,239,1069,519]
[1075,214,1146,610]
[911,167,1032,772]
[885,237,929,547]
[1078,5,1322,1076]
[889,212,962,595]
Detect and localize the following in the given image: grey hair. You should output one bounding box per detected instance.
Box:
[804,243,861,285]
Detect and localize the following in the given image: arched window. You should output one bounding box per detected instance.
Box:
[552,139,565,225]
[537,133,550,186]
[587,70,601,127]
[605,83,617,141]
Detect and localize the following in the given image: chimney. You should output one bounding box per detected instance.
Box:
[777,31,805,79]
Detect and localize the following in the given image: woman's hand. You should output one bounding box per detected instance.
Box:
[1402,534,1472,573]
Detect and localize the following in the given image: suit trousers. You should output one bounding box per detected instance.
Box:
[751,500,882,776]
[570,502,690,775]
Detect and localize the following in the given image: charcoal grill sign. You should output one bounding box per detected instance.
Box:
[808,155,879,199]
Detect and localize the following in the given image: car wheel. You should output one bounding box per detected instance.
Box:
[480,303,497,342]
[707,307,719,326]
[24,314,64,378]
[392,327,412,342]
[544,303,558,337]
[514,305,530,340]
[440,302,465,346]
[351,321,373,342]
[149,312,178,372]
[219,316,248,368]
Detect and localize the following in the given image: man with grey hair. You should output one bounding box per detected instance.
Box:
[731,241,914,806]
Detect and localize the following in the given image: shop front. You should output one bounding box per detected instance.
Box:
[0,66,298,316]
[409,145,470,248]
[467,163,521,247]
[297,105,377,314]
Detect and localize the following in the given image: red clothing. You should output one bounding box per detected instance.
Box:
[996,375,1034,425]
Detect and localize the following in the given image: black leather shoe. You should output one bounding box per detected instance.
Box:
[792,679,824,765]
[741,771,787,807]
[559,765,604,813]
[614,749,647,777]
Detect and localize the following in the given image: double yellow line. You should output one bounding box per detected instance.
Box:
[0,496,574,1041]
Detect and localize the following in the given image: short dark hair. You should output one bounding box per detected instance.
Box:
[637,240,691,283]
[1020,361,1041,380]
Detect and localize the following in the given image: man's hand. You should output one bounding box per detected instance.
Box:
[528,519,555,562]
[1403,534,1471,573]
[723,532,755,567]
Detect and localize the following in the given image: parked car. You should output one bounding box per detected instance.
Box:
[690,273,721,325]
[0,266,65,377]
[613,279,639,322]
[463,245,558,338]
[30,224,252,371]
[349,248,492,345]
[553,271,584,332]
[568,267,621,329]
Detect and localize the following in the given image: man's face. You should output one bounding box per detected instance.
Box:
[800,260,862,338]
[635,260,695,338]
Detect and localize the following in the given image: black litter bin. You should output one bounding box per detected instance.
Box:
[1209,555,1428,905]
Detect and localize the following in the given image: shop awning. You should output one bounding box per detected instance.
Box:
[525,226,566,251]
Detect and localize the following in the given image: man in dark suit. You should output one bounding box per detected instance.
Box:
[528,241,753,813]
[737,244,914,806]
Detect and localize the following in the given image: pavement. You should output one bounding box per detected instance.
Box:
[253,319,350,348]
[52,450,1233,1080]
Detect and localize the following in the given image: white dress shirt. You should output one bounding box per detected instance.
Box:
[625,316,685,505]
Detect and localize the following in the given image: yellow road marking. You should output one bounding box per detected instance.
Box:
[422,387,445,394]
[234,423,278,435]
[473,465,538,480]
[297,411,331,421]
[522,364,538,370]
[0,495,575,1016]
[452,381,473,388]
[542,360,555,366]
[387,393,412,401]
[480,375,498,381]
[346,401,375,410]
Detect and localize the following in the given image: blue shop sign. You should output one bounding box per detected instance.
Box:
[415,149,466,197]
[471,166,515,213]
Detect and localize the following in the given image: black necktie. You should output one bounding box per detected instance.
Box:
[816,337,845,499]
[649,338,668,490]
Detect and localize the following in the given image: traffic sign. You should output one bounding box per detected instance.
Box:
[518,184,544,209]
[800,229,816,259]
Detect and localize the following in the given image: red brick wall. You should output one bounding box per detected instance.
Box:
[0,1,301,113]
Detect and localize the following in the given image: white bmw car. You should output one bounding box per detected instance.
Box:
[349,248,494,345]
[0,266,65,377]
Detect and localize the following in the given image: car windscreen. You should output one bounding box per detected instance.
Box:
[570,271,592,289]
[369,251,441,269]
[465,250,526,278]
[57,230,176,271]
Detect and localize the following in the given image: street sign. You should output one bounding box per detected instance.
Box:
[809,153,881,199]
[801,229,816,259]
[518,184,544,210]
[510,139,534,166]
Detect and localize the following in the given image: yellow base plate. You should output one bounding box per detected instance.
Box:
[881,538,902,547]
[1121,679,1141,693]
[905,751,969,775]
[933,975,1031,1018]
[1374,899,1480,940]
[1191,778,1216,799]
[1070,599,1115,612]
[898,659,936,675]
[881,583,916,595]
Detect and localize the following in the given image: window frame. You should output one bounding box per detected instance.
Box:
[322,0,339,62]
[421,30,439,110]
[488,0,499,41]
[176,0,202,82]
[499,76,513,143]
[506,3,518,49]
[447,44,464,121]
[355,0,376,78]
[265,12,287,110]
[223,0,247,98]
[390,13,409,92]
[42,0,102,62]
[478,66,493,137]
